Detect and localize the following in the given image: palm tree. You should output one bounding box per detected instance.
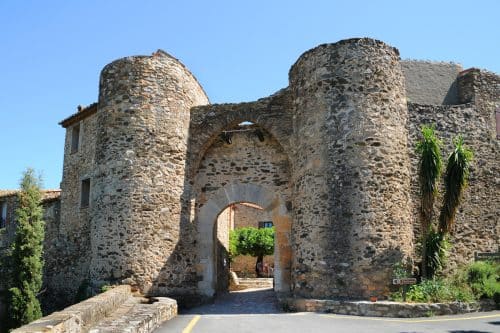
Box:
[416,125,442,278]
[439,136,473,235]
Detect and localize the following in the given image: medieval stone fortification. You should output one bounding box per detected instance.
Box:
[1,38,498,311]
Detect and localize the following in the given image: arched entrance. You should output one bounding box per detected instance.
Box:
[196,182,292,297]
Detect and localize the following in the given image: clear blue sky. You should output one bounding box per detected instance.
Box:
[1,0,498,189]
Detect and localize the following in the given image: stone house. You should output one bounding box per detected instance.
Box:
[0,38,498,310]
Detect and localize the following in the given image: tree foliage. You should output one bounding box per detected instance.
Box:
[230,227,274,258]
[439,136,473,234]
[415,128,473,280]
[416,125,443,278]
[7,168,45,329]
[229,227,274,277]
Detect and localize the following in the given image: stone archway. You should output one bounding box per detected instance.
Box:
[196,182,292,297]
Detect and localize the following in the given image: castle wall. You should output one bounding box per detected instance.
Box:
[48,111,98,308]
[289,38,414,299]
[401,61,462,105]
[193,127,291,209]
[408,69,499,270]
[18,38,495,306]
[90,51,209,297]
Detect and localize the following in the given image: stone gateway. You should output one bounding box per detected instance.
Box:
[1,38,498,310]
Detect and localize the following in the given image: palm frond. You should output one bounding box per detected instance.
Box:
[439,136,473,234]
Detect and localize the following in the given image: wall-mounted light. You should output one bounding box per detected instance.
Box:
[221,132,232,144]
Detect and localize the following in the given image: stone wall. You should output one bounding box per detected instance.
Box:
[193,126,291,210]
[2,38,494,308]
[408,69,499,269]
[289,38,414,299]
[193,124,291,292]
[90,50,209,300]
[401,61,462,105]
[48,108,98,310]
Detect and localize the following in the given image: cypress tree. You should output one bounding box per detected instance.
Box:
[7,169,45,329]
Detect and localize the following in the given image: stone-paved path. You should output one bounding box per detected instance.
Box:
[184,287,283,315]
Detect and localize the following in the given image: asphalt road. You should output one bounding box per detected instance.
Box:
[155,288,500,333]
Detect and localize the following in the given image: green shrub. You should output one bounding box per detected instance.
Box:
[100,284,114,293]
[466,261,500,301]
[392,261,499,304]
[404,279,474,303]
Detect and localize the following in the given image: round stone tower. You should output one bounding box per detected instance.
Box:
[289,38,413,298]
[90,51,209,294]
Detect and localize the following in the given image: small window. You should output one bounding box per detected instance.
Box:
[81,179,90,208]
[0,201,7,228]
[71,123,80,153]
[258,221,273,229]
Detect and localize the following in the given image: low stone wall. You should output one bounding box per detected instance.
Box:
[11,285,178,333]
[13,285,132,333]
[281,298,495,318]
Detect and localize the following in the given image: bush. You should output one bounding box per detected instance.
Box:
[465,261,500,301]
[405,279,475,303]
[391,261,499,304]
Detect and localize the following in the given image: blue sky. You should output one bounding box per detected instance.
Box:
[1,0,498,189]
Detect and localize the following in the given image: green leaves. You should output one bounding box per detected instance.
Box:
[416,127,473,279]
[416,125,443,279]
[424,230,449,278]
[439,136,473,234]
[229,227,275,258]
[7,168,45,329]
[416,125,443,199]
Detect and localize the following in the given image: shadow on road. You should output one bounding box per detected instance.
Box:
[182,288,283,315]
[449,330,493,333]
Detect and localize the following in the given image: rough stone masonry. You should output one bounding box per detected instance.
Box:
[0,38,498,311]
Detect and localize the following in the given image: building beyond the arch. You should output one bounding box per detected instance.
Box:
[0,38,498,311]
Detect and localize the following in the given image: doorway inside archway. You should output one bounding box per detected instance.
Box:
[215,202,276,293]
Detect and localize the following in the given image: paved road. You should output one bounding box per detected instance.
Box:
[155,288,500,333]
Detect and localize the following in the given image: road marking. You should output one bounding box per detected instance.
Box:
[182,315,201,333]
[321,313,500,323]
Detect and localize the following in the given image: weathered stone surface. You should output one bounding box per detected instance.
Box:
[2,38,498,312]
[408,70,500,269]
[281,297,486,318]
[289,38,414,298]
[401,60,462,105]
[11,285,177,333]
[90,50,209,298]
